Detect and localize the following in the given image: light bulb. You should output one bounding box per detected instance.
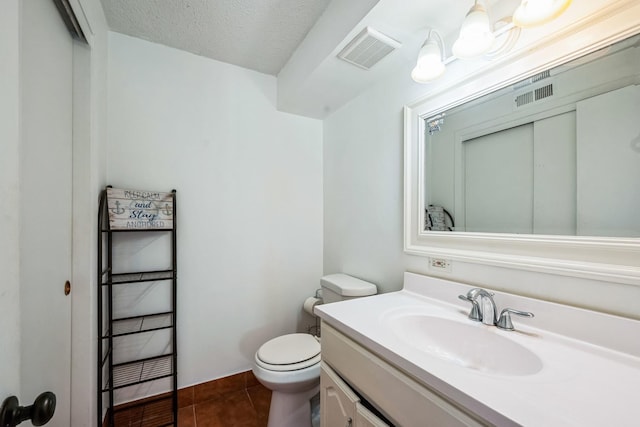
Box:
[412,39,445,83]
[453,3,495,59]
[513,0,572,28]
[411,64,445,83]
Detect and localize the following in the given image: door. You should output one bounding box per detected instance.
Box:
[19,0,74,425]
[463,124,534,233]
[576,84,640,237]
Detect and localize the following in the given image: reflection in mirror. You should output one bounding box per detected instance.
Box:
[424,34,640,237]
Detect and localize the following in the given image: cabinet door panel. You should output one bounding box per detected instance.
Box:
[356,403,389,427]
[321,362,357,427]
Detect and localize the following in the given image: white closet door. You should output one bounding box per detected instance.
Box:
[20,0,73,425]
[576,85,640,237]
[533,111,577,235]
[463,124,534,233]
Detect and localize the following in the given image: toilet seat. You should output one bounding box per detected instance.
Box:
[256,333,321,372]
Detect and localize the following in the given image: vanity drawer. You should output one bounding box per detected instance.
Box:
[321,322,485,427]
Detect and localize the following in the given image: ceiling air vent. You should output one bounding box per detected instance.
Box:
[337,27,401,70]
[515,91,535,107]
[534,83,554,100]
[513,70,551,90]
[531,70,551,83]
[515,83,554,108]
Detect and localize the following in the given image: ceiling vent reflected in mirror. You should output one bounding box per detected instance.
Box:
[513,70,551,90]
[513,70,554,108]
[514,83,554,107]
[337,27,401,70]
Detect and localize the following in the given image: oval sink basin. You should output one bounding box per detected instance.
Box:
[387,314,543,376]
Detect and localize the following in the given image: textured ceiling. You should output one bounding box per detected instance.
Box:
[99,0,331,75]
[98,0,525,118]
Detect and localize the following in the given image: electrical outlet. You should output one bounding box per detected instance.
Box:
[429,257,452,272]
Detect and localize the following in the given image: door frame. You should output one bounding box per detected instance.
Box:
[66,0,107,425]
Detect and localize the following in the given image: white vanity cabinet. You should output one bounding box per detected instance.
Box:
[321,322,485,427]
[320,361,357,427]
[317,273,640,425]
[321,361,389,427]
[355,403,389,427]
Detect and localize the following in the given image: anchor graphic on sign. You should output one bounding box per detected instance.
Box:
[111,201,125,215]
[163,203,172,216]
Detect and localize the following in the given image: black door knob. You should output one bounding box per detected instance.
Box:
[0,392,56,427]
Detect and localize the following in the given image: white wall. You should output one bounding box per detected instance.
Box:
[106,33,323,394]
[323,55,640,320]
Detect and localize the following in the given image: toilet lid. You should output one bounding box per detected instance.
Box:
[257,333,320,366]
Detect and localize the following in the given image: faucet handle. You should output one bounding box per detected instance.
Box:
[458,294,482,322]
[497,308,534,331]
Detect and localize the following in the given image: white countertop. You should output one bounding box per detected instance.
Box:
[315,272,640,426]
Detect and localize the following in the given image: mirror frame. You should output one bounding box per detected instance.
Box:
[404,0,640,285]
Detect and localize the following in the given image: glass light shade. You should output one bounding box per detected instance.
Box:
[452,3,495,59]
[411,40,445,83]
[513,0,572,28]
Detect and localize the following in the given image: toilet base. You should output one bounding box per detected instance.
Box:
[267,384,320,427]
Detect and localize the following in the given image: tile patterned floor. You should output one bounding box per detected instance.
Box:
[179,383,271,427]
[110,371,271,427]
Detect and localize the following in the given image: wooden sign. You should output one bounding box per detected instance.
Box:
[106,188,174,230]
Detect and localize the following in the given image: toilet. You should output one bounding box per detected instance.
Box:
[252,274,377,427]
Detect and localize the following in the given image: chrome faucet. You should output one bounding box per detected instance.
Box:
[459,288,534,330]
[459,288,497,325]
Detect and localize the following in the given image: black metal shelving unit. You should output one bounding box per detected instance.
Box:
[98,186,177,427]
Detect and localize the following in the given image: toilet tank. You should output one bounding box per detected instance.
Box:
[320,274,377,304]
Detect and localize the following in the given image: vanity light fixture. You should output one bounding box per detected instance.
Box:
[452,1,495,59]
[513,0,573,28]
[411,29,446,83]
[412,0,572,84]
[484,19,522,59]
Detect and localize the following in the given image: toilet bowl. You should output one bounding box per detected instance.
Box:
[252,274,378,427]
[252,333,321,427]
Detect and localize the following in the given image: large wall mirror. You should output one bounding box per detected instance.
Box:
[404,2,640,284]
[426,34,639,237]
